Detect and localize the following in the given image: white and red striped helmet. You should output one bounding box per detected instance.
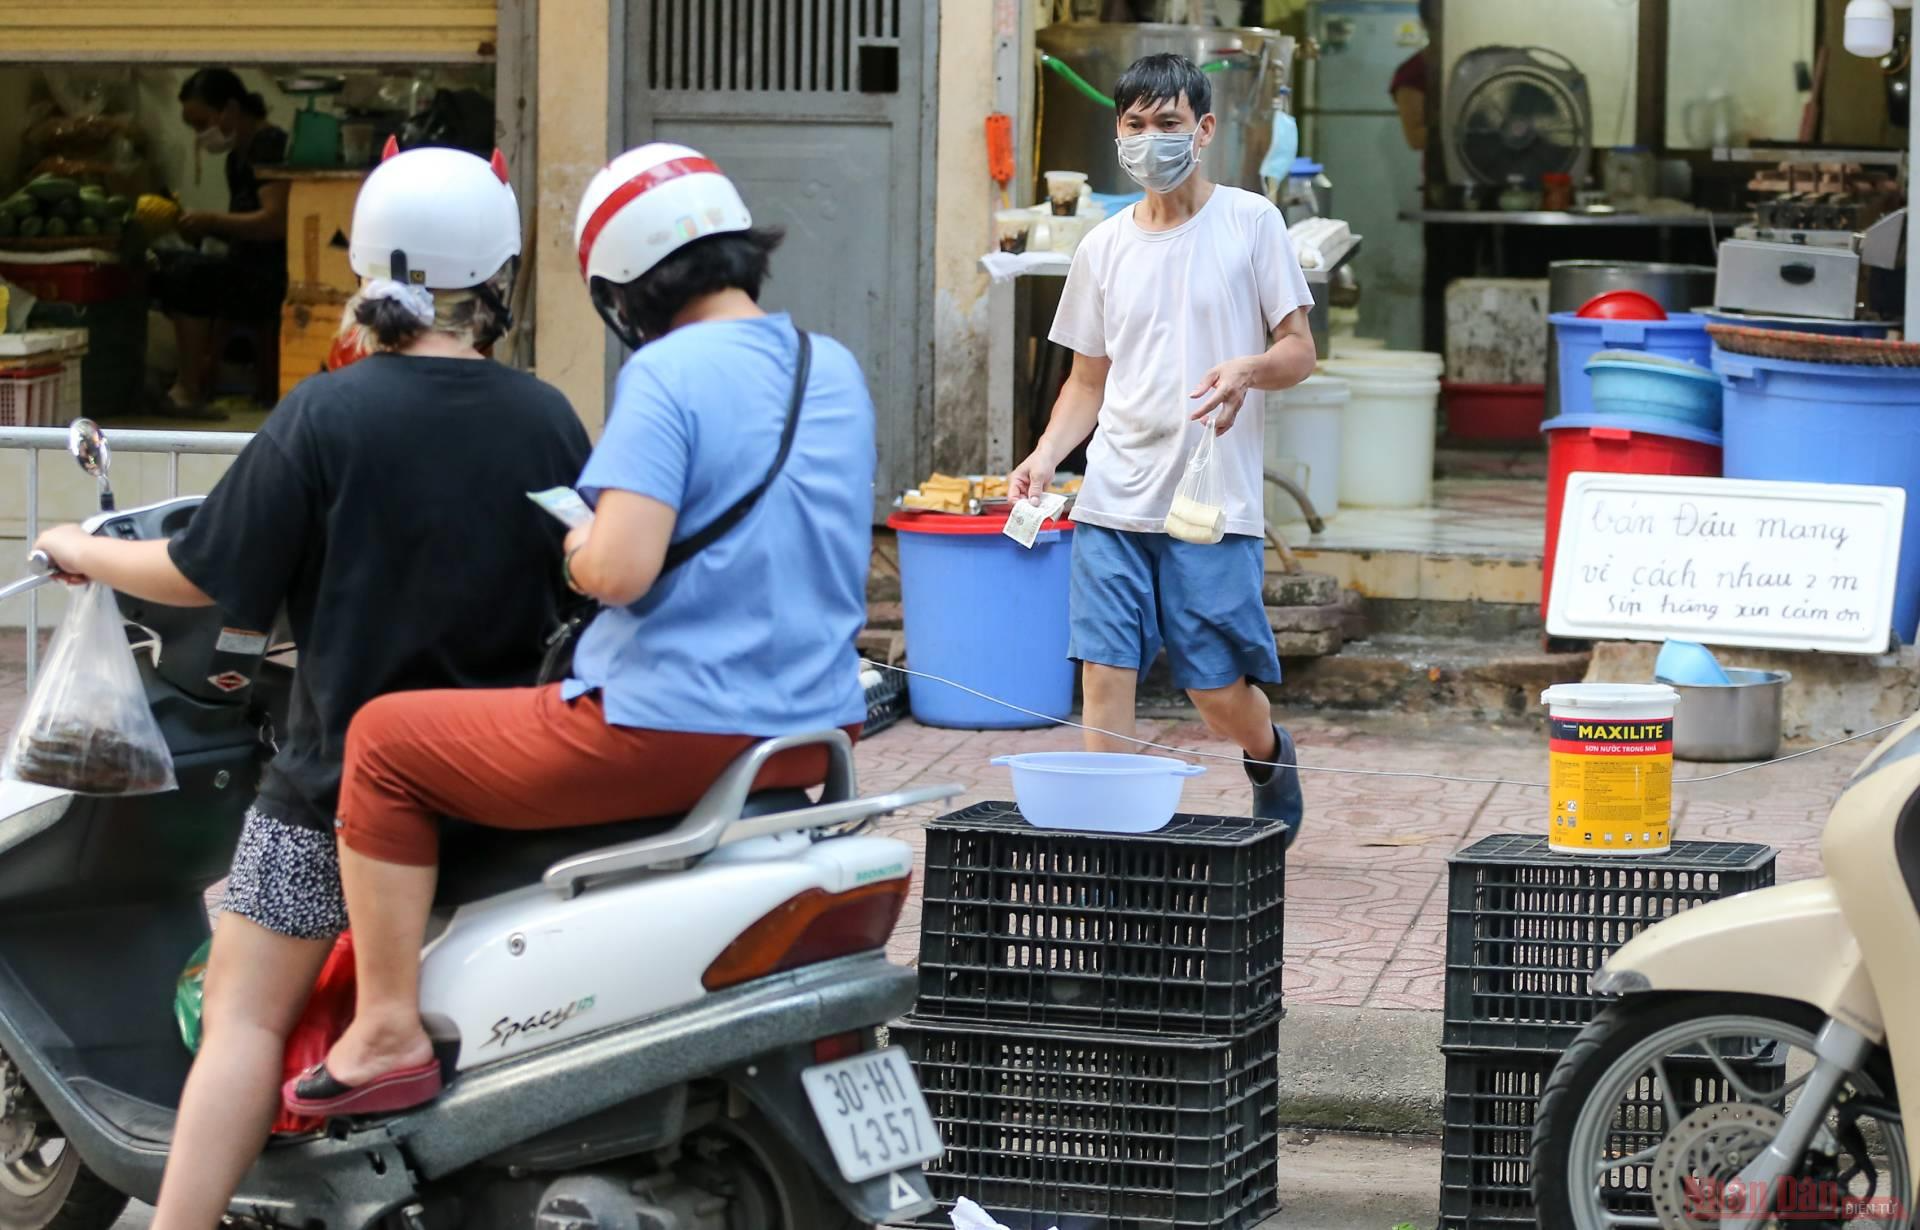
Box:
[574,143,753,287]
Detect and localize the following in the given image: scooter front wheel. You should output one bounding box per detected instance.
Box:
[1533,992,1907,1230]
[0,1140,123,1230]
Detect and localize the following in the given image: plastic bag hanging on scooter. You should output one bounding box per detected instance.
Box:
[4,582,175,794]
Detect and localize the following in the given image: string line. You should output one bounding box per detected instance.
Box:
[862,659,1904,791]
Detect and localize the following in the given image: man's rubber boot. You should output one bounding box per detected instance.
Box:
[1244,723,1303,848]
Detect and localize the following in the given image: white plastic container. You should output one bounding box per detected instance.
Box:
[990,752,1206,832]
[1264,374,1348,523]
[1322,362,1441,509]
[1540,683,1677,855]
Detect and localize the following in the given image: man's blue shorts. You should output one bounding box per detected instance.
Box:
[1068,523,1282,691]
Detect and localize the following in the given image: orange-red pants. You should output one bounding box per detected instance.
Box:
[337,684,853,866]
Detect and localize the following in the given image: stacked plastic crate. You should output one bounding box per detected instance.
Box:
[891,802,1289,1230]
[0,327,86,426]
[1441,833,1778,1228]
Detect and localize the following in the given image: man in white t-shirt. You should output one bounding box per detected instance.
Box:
[1008,53,1316,843]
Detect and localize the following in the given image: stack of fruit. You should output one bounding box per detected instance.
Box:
[0,175,136,243]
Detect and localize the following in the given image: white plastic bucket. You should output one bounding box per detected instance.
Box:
[1540,683,1677,856]
[1323,364,1441,508]
[1265,374,1348,523]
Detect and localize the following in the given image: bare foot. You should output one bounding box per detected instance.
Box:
[323,1014,434,1087]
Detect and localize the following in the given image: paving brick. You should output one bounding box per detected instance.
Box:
[1273,627,1343,657]
[1263,571,1340,607]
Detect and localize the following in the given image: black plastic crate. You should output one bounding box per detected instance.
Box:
[1445,834,1776,1049]
[915,802,1286,1035]
[1438,1043,1784,1229]
[863,667,909,737]
[891,1013,1280,1230]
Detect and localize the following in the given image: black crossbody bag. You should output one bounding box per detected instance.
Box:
[537,331,813,686]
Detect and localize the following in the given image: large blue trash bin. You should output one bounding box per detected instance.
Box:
[887,510,1076,729]
[1716,346,1920,643]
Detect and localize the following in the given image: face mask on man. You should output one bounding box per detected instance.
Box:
[1116,130,1199,194]
[196,126,236,155]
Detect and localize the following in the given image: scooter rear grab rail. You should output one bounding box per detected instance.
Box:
[542,728,960,896]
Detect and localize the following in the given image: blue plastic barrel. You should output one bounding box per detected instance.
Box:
[887,510,1076,729]
[1551,312,1712,418]
[1716,347,1920,643]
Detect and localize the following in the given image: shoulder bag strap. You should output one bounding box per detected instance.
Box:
[657,329,812,578]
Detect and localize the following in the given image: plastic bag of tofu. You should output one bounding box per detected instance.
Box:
[1163,417,1226,545]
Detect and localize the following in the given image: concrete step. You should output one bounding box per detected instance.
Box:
[1274,632,1589,727]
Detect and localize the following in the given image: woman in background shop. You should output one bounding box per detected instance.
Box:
[150,68,289,420]
[1391,0,1434,152]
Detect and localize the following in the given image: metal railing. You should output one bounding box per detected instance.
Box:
[0,426,253,685]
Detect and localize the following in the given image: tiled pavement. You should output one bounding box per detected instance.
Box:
[0,623,1849,1014]
[866,707,1850,1011]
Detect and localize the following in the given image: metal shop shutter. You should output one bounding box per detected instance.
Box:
[0,1,498,63]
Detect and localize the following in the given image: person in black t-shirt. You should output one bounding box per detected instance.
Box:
[149,68,291,419]
[33,148,588,1230]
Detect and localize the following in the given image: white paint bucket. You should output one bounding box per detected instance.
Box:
[1540,683,1678,855]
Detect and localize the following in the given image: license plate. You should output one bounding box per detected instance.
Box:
[800,1047,943,1184]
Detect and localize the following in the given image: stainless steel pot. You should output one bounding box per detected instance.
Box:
[1545,261,1719,417]
[1672,668,1790,763]
[1036,24,1295,195]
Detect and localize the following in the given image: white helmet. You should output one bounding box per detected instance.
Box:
[574,143,752,344]
[349,143,521,290]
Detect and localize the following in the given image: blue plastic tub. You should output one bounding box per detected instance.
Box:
[1584,352,1723,432]
[1716,348,1920,643]
[1551,312,1712,418]
[888,510,1076,729]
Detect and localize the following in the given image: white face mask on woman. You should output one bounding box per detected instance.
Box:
[1115,130,1199,194]
[196,126,236,155]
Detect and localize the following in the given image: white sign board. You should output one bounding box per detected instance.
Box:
[1548,474,1907,654]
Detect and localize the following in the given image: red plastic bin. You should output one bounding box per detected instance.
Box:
[1444,381,1546,442]
[1542,414,1722,618]
[0,261,137,306]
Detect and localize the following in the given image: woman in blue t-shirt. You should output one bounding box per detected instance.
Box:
[286,144,875,1118]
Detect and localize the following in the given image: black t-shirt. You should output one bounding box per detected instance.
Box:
[169,355,593,830]
[227,125,287,275]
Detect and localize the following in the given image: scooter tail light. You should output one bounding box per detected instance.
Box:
[812,1031,866,1064]
[701,875,911,992]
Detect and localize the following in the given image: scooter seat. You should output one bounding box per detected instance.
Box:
[434,788,816,908]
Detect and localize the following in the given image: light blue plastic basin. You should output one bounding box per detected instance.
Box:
[991,752,1207,832]
[1584,353,1723,433]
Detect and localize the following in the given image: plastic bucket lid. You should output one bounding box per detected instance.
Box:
[1324,351,1444,374]
[1330,371,1441,396]
[1540,682,1678,717]
[1276,374,1350,407]
[1541,412,1722,448]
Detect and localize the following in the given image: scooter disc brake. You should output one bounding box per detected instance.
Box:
[0,1059,37,1165]
[1650,1102,1786,1230]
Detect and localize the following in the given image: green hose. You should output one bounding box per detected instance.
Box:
[1040,52,1233,111]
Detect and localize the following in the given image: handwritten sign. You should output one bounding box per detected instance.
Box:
[1548,474,1907,654]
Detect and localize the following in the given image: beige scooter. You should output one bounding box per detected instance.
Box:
[1531,712,1920,1229]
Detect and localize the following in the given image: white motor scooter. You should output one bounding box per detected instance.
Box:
[1532,711,1920,1229]
[0,420,951,1230]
